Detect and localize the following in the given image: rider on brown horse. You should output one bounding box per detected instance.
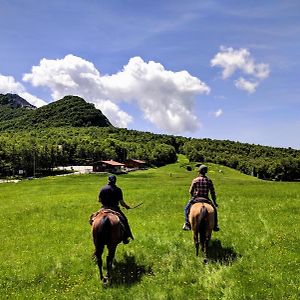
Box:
[183,165,220,232]
[99,175,134,244]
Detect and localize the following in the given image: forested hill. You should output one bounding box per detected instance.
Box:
[0,94,112,130]
[0,94,299,181]
[0,126,299,181]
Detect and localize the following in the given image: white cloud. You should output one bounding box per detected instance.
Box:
[95,100,133,128]
[23,55,210,133]
[253,63,270,80]
[23,55,102,100]
[213,109,223,118]
[0,74,24,92]
[19,92,48,107]
[0,74,47,107]
[211,46,270,93]
[235,77,258,93]
[211,46,270,79]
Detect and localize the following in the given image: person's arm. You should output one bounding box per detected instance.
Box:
[189,180,195,197]
[120,199,131,209]
[118,188,131,209]
[209,180,218,206]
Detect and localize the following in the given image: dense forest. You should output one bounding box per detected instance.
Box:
[0,127,178,176]
[0,94,299,181]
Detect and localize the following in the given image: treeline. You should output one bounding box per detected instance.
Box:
[0,126,299,181]
[180,138,300,181]
[0,127,177,176]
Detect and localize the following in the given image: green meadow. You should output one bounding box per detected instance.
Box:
[0,156,299,299]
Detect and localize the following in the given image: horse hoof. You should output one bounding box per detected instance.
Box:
[203,258,209,264]
[102,277,111,287]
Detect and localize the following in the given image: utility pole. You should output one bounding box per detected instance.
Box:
[33,148,36,178]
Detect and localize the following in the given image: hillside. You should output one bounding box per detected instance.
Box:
[0,162,299,299]
[0,93,35,109]
[0,126,299,180]
[0,93,299,180]
[0,94,112,130]
[0,94,35,127]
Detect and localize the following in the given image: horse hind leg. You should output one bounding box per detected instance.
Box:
[94,244,105,281]
[196,241,200,256]
[202,236,210,264]
[193,232,200,256]
[106,245,117,281]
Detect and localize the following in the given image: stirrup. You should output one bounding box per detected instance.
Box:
[213,225,220,232]
[182,223,191,231]
[123,238,129,244]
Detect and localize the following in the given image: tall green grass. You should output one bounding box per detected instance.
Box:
[0,157,299,299]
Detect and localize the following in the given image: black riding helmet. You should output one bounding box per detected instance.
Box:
[198,165,208,174]
[108,175,117,184]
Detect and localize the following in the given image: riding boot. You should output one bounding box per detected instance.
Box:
[120,214,134,240]
[123,238,129,244]
[126,225,134,240]
[183,200,192,230]
[122,226,134,244]
[115,208,134,242]
[213,208,220,231]
[123,220,134,243]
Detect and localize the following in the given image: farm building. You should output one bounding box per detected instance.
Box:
[93,160,126,174]
[124,159,147,169]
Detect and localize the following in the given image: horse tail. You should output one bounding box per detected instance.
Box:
[94,215,111,246]
[100,215,111,242]
[198,205,208,244]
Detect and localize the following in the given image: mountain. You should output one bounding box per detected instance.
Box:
[0,94,112,130]
[0,93,36,109]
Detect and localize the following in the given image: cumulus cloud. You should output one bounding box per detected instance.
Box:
[235,78,258,94]
[0,74,46,107]
[23,55,210,133]
[213,109,223,118]
[211,46,270,93]
[94,100,133,128]
[0,74,24,92]
[18,92,48,107]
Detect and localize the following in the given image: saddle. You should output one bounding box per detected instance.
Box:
[191,197,215,209]
[89,208,125,230]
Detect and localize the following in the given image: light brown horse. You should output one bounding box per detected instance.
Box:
[91,210,125,284]
[189,202,215,263]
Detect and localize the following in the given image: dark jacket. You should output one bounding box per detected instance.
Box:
[99,183,123,208]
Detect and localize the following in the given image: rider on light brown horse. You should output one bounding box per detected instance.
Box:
[183,165,220,232]
[99,175,134,244]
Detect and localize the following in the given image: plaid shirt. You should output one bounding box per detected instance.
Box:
[189,175,216,202]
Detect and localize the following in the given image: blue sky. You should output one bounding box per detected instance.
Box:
[1,0,299,149]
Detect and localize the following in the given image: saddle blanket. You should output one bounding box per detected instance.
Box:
[89,208,124,226]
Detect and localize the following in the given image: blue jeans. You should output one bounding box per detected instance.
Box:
[184,199,194,224]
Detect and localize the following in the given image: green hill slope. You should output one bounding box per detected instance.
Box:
[0,94,112,130]
[0,161,298,299]
[0,94,299,181]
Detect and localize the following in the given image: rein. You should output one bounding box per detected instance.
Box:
[130,202,143,209]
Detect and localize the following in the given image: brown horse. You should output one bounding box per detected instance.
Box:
[189,202,215,263]
[91,210,125,284]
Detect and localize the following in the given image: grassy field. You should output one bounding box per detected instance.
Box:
[0,156,299,299]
